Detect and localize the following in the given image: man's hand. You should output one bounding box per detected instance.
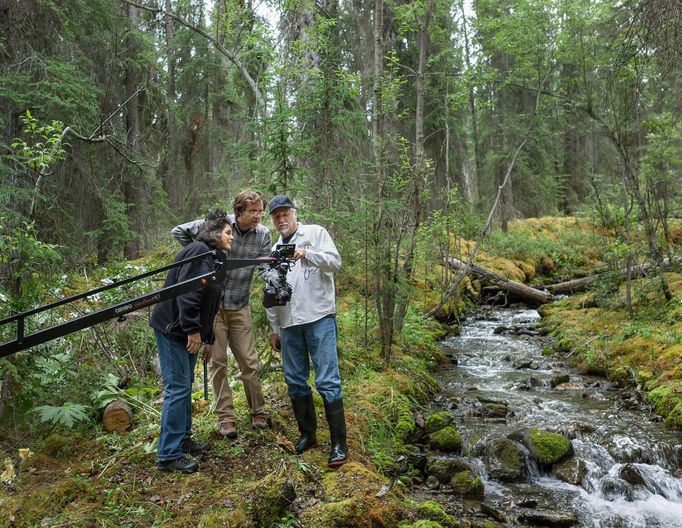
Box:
[270,333,282,352]
[293,248,306,261]
[187,332,202,354]
[202,344,213,362]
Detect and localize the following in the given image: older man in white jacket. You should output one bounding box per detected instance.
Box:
[266,195,348,468]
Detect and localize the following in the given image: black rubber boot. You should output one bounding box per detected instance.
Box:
[290,394,318,454]
[324,398,348,468]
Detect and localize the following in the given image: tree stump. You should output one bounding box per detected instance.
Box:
[102,400,132,432]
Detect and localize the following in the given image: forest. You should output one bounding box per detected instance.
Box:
[1,0,681,527]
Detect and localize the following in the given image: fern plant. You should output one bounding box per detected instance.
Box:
[31,402,91,428]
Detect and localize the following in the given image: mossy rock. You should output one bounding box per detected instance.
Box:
[426,456,473,484]
[513,428,573,468]
[415,500,459,528]
[429,426,462,452]
[409,521,446,528]
[323,462,398,500]
[300,495,404,528]
[424,412,453,434]
[247,472,296,527]
[306,463,406,527]
[485,437,526,482]
[198,508,252,528]
[450,470,484,498]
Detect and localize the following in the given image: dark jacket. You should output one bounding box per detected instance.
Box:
[150,241,223,344]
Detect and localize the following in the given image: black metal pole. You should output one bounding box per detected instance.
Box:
[203,359,208,400]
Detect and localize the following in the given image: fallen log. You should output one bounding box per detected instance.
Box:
[446,258,552,305]
[544,258,677,295]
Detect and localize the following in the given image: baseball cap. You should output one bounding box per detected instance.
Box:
[268,195,295,214]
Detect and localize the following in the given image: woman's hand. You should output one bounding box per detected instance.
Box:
[202,344,213,362]
[187,332,202,354]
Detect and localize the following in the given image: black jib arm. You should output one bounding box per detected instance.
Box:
[0,250,273,359]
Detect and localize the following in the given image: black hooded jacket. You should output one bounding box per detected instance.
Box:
[149,241,224,345]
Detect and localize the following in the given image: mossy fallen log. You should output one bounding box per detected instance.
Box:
[445,258,552,305]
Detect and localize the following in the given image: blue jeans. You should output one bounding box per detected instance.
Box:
[155,330,197,461]
[281,315,342,404]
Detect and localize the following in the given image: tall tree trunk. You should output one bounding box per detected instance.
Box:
[123,3,143,260]
[395,0,435,334]
[460,0,479,201]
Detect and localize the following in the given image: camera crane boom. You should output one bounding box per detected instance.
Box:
[0,250,275,359]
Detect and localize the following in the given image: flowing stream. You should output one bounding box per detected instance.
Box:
[432,307,682,527]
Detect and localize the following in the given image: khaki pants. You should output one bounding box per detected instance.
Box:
[209,305,265,422]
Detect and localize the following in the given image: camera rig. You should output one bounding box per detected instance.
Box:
[262,244,295,308]
[0,250,276,359]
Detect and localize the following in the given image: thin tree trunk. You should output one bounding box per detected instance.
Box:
[395,0,435,334]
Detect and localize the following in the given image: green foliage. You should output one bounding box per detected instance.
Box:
[32,402,91,429]
[10,110,66,174]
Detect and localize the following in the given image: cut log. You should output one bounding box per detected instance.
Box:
[446,258,552,305]
[102,400,132,432]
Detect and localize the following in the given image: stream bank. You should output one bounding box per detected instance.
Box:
[407,305,682,528]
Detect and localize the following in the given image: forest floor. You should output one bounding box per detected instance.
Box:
[1,216,680,528]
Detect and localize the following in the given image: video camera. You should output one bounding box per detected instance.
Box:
[262,244,295,308]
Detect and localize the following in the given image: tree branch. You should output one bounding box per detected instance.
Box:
[118,0,265,111]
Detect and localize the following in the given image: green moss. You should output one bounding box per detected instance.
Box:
[648,383,682,430]
[247,472,295,527]
[424,412,453,434]
[197,509,252,528]
[429,426,462,452]
[300,496,403,528]
[529,429,573,466]
[393,397,416,441]
[41,433,71,457]
[450,471,484,498]
[3,476,95,526]
[412,521,446,528]
[415,500,459,528]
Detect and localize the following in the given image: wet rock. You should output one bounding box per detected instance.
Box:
[480,502,508,523]
[606,435,654,464]
[555,382,584,391]
[429,426,462,452]
[550,374,570,387]
[406,450,427,472]
[485,437,526,482]
[516,498,538,508]
[494,325,511,335]
[552,458,587,485]
[425,475,440,489]
[509,428,573,469]
[516,510,578,527]
[450,470,484,498]
[424,412,454,434]
[476,403,509,418]
[619,463,646,486]
[426,456,474,484]
[513,358,534,369]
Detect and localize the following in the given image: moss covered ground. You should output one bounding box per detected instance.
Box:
[1,215,680,527]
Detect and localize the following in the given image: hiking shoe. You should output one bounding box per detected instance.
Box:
[157,455,198,474]
[181,438,209,456]
[252,414,269,430]
[219,421,238,439]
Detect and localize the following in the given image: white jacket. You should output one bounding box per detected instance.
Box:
[266,223,341,333]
